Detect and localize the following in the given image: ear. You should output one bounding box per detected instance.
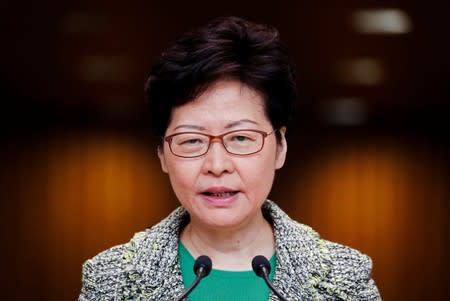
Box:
[157,145,169,173]
[275,127,287,170]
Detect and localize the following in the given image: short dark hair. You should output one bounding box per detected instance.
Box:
[145,16,296,144]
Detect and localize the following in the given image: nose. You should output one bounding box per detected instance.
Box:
[201,140,235,176]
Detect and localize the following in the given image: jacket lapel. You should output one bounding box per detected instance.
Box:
[264,201,332,301]
[131,207,189,300]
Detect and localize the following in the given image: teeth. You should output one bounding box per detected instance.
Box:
[208,192,236,197]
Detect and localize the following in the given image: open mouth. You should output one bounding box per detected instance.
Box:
[201,191,239,197]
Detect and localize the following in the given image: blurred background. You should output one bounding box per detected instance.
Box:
[1,0,449,300]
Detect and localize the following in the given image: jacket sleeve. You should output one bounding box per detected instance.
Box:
[321,241,382,301]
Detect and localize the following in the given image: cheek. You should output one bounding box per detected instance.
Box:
[239,154,277,197]
[166,160,199,196]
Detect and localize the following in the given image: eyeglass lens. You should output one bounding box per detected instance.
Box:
[169,130,265,157]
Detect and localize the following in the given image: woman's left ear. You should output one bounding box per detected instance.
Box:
[275,127,287,170]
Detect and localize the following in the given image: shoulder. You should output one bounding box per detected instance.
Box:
[264,200,380,300]
[78,206,188,300]
[326,240,373,276]
[78,231,149,300]
[319,240,381,300]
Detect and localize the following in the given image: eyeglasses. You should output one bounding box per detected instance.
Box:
[164,129,277,158]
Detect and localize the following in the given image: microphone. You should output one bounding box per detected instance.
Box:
[175,255,212,301]
[252,255,289,301]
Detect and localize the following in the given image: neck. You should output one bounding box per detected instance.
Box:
[180,210,275,271]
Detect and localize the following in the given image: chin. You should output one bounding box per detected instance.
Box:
[201,213,249,229]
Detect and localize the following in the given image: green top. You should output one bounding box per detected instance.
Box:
[178,241,276,301]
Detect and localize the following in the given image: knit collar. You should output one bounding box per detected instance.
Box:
[130,200,331,300]
[264,201,332,300]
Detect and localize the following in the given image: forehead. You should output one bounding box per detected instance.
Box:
[167,80,270,132]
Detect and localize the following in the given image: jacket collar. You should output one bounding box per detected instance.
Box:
[264,201,331,300]
[130,200,331,300]
[129,207,188,300]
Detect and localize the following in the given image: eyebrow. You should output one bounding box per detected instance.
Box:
[224,119,259,129]
[172,124,206,131]
[172,119,260,132]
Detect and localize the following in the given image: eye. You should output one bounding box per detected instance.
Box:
[186,138,200,144]
[234,135,249,142]
[230,134,255,143]
[179,138,203,146]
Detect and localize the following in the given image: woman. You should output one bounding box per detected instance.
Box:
[79,17,381,300]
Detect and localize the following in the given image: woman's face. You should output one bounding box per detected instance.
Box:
[158,80,287,229]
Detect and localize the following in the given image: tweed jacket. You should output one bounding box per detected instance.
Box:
[79,200,381,300]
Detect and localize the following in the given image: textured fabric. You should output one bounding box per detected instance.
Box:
[79,200,381,300]
[179,241,276,300]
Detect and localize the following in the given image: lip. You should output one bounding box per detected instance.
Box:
[200,186,240,206]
